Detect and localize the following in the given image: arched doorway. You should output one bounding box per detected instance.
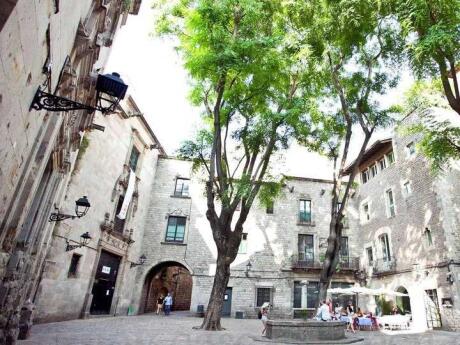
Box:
[141,261,193,313]
[396,286,411,314]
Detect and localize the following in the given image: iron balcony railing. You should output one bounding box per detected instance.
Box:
[372,258,397,275]
[291,255,359,271]
[298,211,313,224]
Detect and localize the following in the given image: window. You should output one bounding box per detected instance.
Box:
[256,288,272,307]
[174,178,190,197]
[378,157,386,170]
[370,164,378,178]
[238,233,248,254]
[293,281,303,308]
[336,202,342,214]
[385,189,395,217]
[406,142,416,157]
[361,169,369,184]
[366,247,373,265]
[68,254,81,278]
[266,201,274,214]
[114,195,126,233]
[362,202,370,221]
[128,146,140,172]
[165,216,186,243]
[403,181,412,196]
[293,281,320,309]
[340,237,349,266]
[299,199,312,223]
[424,228,433,246]
[379,234,391,262]
[386,150,395,164]
[298,234,314,263]
[306,282,320,309]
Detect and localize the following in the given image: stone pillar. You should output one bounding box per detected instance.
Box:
[301,285,307,309]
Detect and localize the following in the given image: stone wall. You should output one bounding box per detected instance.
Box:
[33,96,161,323]
[351,110,460,331]
[0,1,142,341]
[133,157,359,319]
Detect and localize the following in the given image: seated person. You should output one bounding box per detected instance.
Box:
[333,303,341,320]
[315,300,332,321]
[356,308,364,317]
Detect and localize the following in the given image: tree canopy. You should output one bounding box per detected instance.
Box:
[392,0,460,115]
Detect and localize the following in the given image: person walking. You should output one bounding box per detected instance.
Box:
[164,293,173,316]
[346,301,356,333]
[156,294,164,315]
[260,302,269,336]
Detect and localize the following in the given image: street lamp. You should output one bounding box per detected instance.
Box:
[66,232,92,251]
[245,261,252,277]
[49,196,91,222]
[30,72,128,114]
[130,254,147,268]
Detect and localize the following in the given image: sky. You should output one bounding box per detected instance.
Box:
[105,2,414,179]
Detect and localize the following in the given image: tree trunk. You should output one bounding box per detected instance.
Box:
[200,252,231,330]
[319,215,342,301]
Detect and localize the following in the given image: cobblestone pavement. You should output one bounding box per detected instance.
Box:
[18,313,457,345]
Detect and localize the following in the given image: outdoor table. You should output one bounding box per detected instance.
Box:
[378,315,410,330]
[358,317,372,330]
[340,316,350,323]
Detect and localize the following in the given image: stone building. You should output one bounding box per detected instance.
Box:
[0,0,142,342]
[33,95,165,323]
[131,157,361,320]
[345,110,460,331]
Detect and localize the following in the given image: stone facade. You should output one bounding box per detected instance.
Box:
[348,110,460,331]
[0,1,142,343]
[32,95,164,323]
[132,157,360,320]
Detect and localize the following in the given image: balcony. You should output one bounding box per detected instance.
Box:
[337,257,359,271]
[372,258,397,276]
[290,255,359,272]
[291,255,322,270]
[297,212,315,226]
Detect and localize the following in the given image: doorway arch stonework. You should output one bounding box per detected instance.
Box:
[140,261,193,313]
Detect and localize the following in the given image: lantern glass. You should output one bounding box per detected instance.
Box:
[75,196,91,217]
[246,262,252,271]
[80,232,92,246]
[96,73,128,99]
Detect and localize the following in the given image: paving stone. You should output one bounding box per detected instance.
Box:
[17,314,459,345]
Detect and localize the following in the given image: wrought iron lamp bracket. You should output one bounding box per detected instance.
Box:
[65,240,83,252]
[130,261,142,268]
[30,88,98,113]
[49,208,77,222]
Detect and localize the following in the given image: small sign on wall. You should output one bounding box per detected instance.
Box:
[102,266,111,274]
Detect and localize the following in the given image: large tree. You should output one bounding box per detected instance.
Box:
[155,0,318,329]
[400,79,460,172]
[286,0,402,300]
[391,0,460,115]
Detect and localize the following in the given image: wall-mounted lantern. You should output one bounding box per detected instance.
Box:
[130,254,147,268]
[49,196,91,222]
[66,232,92,251]
[30,72,128,114]
[245,261,252,277]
